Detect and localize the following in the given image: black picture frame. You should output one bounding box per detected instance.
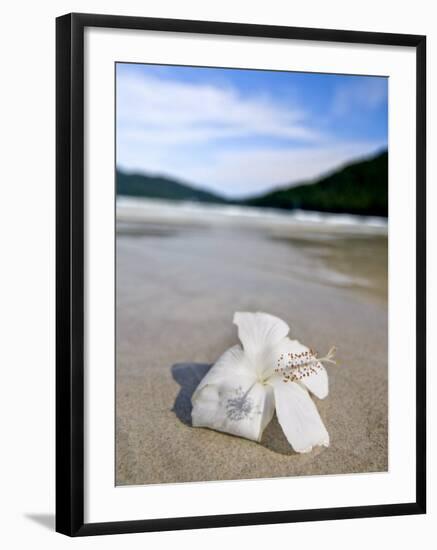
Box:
[56,12,426,537]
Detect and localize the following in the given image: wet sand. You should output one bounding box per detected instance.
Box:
[116,200,388,485]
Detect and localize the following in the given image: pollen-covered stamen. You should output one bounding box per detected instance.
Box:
[274,346,337,383]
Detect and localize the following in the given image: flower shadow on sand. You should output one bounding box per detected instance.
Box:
[171,362,296,455]
[171,362,211,427]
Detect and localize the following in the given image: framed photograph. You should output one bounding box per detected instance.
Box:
[56,12,426,536]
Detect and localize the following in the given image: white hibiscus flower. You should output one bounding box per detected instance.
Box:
[191,312,336,453]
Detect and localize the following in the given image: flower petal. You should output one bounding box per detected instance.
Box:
[274,338,329,399]
[233,312,290,378]
[233,312,289,355]
[192,346,271,442]
[192,345,252,392]
[298,362,328,399]
[270,377,329,453]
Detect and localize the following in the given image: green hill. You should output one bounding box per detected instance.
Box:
[117,171,226,204]
[244,151,388,217]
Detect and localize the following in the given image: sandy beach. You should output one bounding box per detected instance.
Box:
[116,198,388,485]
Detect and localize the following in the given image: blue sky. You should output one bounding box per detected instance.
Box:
[116,63,388,198]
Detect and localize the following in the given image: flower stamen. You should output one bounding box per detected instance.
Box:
[274,346,337,382]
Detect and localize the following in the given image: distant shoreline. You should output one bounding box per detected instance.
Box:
[117,196,388,235]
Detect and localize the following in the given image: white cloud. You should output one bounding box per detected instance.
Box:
[117,73,322,145]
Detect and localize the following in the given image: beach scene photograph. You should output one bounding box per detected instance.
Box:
[115,62,388,486]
